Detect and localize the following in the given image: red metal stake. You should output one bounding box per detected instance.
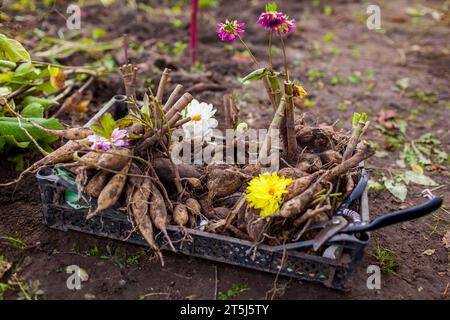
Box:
[190,0,199,65]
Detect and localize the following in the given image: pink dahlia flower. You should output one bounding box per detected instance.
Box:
[217,19,245,42]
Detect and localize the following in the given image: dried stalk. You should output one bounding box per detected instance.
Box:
[156,68,171,104]
[119,64,139,113]
[163,84,183,112]
[284,81,297,161]
[258,97,286,164]
[165,92,194,122]
[136,117,191,151]
[223,94,231,128]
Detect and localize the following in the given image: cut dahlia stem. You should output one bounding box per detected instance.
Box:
[231,95,239,128]
[284,81,297,161]
[323,143,374,183]
[156,68,171,104]
[165,92,194,122]
[333,114,370,209]
[136,117,191,152]
[342,120,370,161]
[223,94,230,128]
[119,64,139,113]
[258,97,286,165]
[226,94,239,129]
[268,73,282,107]
[163,84,183,112]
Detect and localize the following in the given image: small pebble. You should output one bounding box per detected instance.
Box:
[84,293,96,300]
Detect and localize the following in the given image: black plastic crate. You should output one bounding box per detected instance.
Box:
[36,166,370,291]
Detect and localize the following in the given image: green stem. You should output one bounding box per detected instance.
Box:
[268,31,273,69]
[278,35,289,82]
[237,36,260,67]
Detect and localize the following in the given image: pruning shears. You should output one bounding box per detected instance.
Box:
[272,169,443,252]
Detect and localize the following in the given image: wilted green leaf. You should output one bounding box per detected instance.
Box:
[241,68,270,84]
[0,34,31,62]
[399,171,438,186]
[384,179,407,201]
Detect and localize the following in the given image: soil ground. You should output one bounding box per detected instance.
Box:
[0,0,449,300]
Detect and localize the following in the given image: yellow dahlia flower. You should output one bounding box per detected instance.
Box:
[246,172,293,217]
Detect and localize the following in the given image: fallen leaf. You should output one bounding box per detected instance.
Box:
[422,249,435,256]
[426,163,446,171]
[76,99,90,113]
[368,179,385,191]
[378,110,397,129]
[50,68,66,90]
[79,268,89,282]
[442,231,450,249]
[384,179,407,201]
[396,77,410,90]
[400,171,438,186]
[410,163,423,174]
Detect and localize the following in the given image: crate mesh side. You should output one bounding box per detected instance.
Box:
[37,170,367,291]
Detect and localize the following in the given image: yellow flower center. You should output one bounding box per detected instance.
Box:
[192,114,202,121]
[268,186,276,196]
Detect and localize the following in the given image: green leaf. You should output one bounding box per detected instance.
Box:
[367,179,384,191]
[322,31,335,43]
[35,80,57,95]
[416,133,439,145]
[92,28,105,40]
[101,54,115,70]
[0,59,17,69]
[23,96,57,109]
[384,178,407,202]
[21,103,44,118]
[0,135,30,153]
[14,62,34,76]
[240,68,270,84]
[6,153,25,171]
[265,2,277,12]
[399,171,438,186]
[353,112,360,126]
[0,117,62,146]
[0,34,31,62]
[90,113,116,138]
